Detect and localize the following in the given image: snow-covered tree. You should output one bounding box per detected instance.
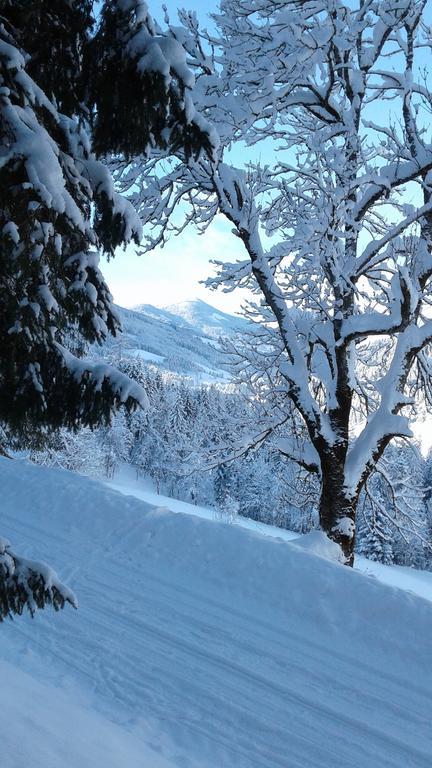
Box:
[124,0,432,564]
[0,0,215,618]
[0,14,145,435]
[357,473,395,565]
[89,0,218,160]
[0,536,77,622]
[382,443,429,567]
[1,0,216,438]
[356,441,430,566]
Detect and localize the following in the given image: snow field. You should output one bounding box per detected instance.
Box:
[1,457,432,767]
[0,659,173,768]
[108,464,432,603]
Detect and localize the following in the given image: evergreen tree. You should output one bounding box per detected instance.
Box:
[0,14,145,437]
[357,502,395,566]
[0,535,77,622]
[237,456,274,524]
[98,410,134,478]
[89,0,216,160]
[387,445,428,569]
[0,0,215,620]
[213,463,238,514]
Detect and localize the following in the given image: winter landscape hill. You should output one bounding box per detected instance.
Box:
[2,457,432,768]
[164,299,249,340]
[100,299,245,382]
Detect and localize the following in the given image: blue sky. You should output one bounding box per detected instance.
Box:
[161,0,215,18]
[103,215,249,312]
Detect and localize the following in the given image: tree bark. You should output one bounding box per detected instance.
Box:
[318,454,356,566]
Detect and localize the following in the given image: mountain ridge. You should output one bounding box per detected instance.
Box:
[163,298,248,339]
[98,299,244,383]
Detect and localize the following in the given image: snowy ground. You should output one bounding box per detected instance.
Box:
[1,457,432,767]
[108,464,432,604]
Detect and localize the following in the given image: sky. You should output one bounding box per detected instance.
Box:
[102,215,250,313]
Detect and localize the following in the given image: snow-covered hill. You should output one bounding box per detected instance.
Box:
[164,298,248,339]
[1,458,432,768]
[101,300,243,382]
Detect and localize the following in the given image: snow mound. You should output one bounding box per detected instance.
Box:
[1,458,432,768]
[291,530,345,562]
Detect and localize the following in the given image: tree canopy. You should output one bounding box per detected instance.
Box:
[124,0,432,564]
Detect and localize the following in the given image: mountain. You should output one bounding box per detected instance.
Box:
[98,300,246,383]
[2,457,432,768]
[163,299,248,339]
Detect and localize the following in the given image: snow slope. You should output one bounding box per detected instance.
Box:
[1,457,432,768]
[107,465,432,604]
[101,303,235,382]
[0,659,172,768]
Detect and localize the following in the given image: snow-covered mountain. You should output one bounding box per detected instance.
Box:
[163,299,248,339]
[100,300,245,383]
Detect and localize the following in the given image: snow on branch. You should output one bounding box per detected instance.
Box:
[345,322,432,496]
[0,536,77,621]
[353,154,432,223]
[340,269,416,342]
[91,0,219,160]
[54,343,149,410]
[352,201,432,279]
[345,413,413,499]
[273,437,321,473]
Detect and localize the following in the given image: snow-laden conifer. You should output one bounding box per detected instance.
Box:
[0,536,77,622]
[89,0,218,160]
[0,0,214,618]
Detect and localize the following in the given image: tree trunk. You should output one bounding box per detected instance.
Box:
[318,455,357,566]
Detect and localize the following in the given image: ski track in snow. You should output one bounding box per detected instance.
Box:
[1,458,432,768]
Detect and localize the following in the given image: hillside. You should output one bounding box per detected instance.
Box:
[164,299,248,339]
[99,301,243,382]
[1,458,432,768]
